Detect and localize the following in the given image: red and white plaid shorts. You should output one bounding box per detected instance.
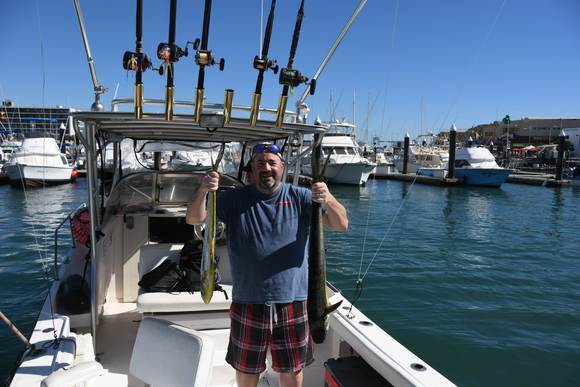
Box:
[226,301,314,374]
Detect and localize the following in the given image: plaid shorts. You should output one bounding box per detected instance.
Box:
[226,301,314,374]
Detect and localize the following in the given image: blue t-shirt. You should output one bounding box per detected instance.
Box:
[217,183,312,303]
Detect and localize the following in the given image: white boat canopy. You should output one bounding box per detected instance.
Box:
[73,111,326,143]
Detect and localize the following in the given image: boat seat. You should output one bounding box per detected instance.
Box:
[137,285,233,313]
[130,317,215,387]
[136,243,232,313]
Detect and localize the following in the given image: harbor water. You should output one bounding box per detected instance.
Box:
[1,179,579,386]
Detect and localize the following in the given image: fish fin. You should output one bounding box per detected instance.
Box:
[322,300,343,318]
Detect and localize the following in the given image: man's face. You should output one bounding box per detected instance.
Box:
[252,152,284,192]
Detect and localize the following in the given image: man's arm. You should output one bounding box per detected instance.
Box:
[185,171,219,225]
[312,182,348,231]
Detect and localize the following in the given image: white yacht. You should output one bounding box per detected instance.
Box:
[453,146,511,187]
[302,121,376,185]
[370,146,396,178]
[5,137,75,187]
[394,144,448,174]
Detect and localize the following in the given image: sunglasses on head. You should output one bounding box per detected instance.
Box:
[252,144,281,155]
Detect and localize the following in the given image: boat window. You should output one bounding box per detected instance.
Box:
[60,155,68,165]
[335,148,347,155]
[455,160,471,167]
[158,174,202,204]
[106,173,155,212]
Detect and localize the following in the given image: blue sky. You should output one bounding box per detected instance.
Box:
[1,0,579,141]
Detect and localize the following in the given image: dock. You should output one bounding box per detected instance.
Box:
[377,172,572,188]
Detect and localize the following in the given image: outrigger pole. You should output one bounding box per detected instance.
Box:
[72,0,106,350]
[158,0,186,120]
[296,0,367,121]
[249,0,279,126]
[275,0,315,128]
[193,0,225,124]
[72,0,106,112]
[122,0,152,119]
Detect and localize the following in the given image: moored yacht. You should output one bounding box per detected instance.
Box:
[453,146,511,187]
[5,137,75,188]
[302,121,376,185]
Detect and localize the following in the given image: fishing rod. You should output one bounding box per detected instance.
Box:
[275,0,315,128]
[193,0,225,124]
[122,0,152,119]
[250,0,279,126]
[157,0,187,120]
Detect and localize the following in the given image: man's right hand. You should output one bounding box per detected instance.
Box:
[201,171,220,193]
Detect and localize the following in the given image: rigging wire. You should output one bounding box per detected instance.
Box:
[432,0,508,132]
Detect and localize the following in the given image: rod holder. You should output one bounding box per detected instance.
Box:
[134,83,144,119]
[195,88,204,123]
[223,89,234,124]
[275,95,288,128]
[164,86,174,120]
[250,93,262,126]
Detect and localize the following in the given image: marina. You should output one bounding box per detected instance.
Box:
[1,180,579,387]
[1,1,580,386]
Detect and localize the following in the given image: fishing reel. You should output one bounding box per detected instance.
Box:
[122,51,152,72]
[253,55,279,74]
[279,68,316,95]
[192,39,225,71]
[156,43,187,74]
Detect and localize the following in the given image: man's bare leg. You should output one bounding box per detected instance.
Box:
[279,370,303,387]
[236,371,259,387]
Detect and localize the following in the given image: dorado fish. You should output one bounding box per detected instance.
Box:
[201,143,225,304]
[308,135,342,343]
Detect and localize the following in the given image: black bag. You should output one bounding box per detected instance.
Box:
[138,259,184,293]
[176,240,228,299]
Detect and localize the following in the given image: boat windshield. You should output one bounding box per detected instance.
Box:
[106,173,155,213]
[158,174,200,204]
[104,171,243,217]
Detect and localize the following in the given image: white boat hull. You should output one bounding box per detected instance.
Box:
[6,164,74,187]
[322,162,375,185]
[371,163,397,178]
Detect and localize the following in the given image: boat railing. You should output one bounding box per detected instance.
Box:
[53,203,86,280]
[110,98,298,121]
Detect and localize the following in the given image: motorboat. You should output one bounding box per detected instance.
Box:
[7,104,455,387]
[302,121,376,185]
[452,146,511,187]
[370,146,396,178]
[6,1,456,385]
[4,137,75,188]
[394,144,448,174]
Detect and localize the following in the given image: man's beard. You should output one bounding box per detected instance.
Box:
[258,173,277,190]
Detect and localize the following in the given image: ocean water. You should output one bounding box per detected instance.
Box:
[1,178,579,386]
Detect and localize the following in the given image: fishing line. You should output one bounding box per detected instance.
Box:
[346,182,378,318]
[432,0,507,132]
[348,174,421,319]
[27,0,59,340]
[361,174,418,281]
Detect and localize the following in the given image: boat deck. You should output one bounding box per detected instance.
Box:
[95,302,277,387]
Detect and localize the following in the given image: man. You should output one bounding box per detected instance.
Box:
[186,143,348,387]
